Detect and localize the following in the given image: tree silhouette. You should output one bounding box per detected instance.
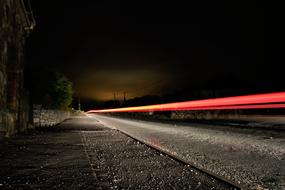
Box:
[30,69,73,110]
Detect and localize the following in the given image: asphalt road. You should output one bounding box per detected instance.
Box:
[89,114,285,190]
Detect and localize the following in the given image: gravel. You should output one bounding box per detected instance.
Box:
[80,127,236,189]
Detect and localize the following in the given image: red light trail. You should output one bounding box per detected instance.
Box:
[87,92,285,113]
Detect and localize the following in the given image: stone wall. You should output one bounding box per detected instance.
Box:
[170,110,243,120]
[33,105,70,127]
[110,110,264,121]
[170,109,285,121]
[0,0,35,137]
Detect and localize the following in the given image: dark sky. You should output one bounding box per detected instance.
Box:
[26,1,284,102]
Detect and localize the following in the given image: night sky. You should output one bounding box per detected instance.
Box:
[26,1,284,103]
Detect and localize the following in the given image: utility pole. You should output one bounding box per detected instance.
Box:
[78,93,81,111]
[114,92,116,101]
[123,92,126,103]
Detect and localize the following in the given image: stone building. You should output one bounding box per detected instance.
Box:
[0,0,35,137]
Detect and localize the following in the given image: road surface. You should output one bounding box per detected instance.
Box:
[89,113,285,190]
[0,116,236,189]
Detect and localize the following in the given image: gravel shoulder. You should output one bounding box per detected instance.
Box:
[81,127,235,189]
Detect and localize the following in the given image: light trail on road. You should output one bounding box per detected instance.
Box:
[87,91,285,113]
